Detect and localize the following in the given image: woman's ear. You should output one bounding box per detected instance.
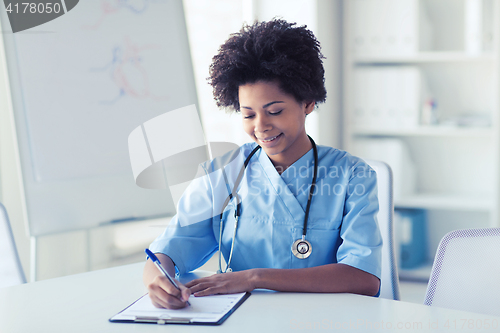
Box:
[304,100,315,115]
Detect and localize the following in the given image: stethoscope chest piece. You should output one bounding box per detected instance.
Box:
[292,238,312,259]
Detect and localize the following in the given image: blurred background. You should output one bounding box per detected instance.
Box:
[1,0,497,304]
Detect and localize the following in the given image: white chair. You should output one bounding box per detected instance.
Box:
[365,160,400,300]
[0,203,26,287]
[424,228,500,316]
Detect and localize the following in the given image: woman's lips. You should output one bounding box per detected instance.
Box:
[258,133,283,146]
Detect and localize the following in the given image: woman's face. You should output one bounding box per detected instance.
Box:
[238,80,315,170]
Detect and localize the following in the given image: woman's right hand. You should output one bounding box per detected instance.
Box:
[146,275,191,309]
[143,253,191,309]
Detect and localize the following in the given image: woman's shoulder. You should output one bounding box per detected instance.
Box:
[316,145,375,181]
[317,145,370,167]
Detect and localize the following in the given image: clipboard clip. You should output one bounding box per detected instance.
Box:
[134,316,192,324]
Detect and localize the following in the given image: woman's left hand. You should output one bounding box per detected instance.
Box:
[185,270,258,297]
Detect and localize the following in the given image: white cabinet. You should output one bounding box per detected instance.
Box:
[343,0,500,279]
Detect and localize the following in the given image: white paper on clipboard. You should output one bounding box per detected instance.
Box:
[111,292,248,324]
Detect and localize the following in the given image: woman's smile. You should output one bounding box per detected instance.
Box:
[238,80,315,171]
[257,133,283,146]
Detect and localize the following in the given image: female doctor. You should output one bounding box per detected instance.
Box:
[143,19,382,309]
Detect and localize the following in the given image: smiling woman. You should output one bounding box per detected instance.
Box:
[238,80,315,173]
[143,19,382,309]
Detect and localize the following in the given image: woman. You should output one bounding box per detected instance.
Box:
[143,19,382,309]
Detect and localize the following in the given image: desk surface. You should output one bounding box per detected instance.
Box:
[1,263,499,332]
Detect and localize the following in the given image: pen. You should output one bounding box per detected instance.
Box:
[145,248,191,306]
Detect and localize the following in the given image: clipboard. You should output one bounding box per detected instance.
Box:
[110,292,250,325]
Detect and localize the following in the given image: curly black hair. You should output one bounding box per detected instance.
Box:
[208,19,327,112]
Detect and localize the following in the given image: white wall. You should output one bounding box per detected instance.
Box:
[316,0,343,148]
[0,0,342,281]
[0,29,31,280]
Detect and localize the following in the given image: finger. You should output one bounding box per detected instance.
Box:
[148,276,189,308]
[150,292,188,309]
[179,285,191,302]
[150,293,168,309]
[156,276,183,298]
[171,280,191,302]
[188,282,213,294]
[185,278,204,288]
[147,283,187,309]
[185,275,219,288]
[151,300,164,308]
[194,286,221,297]
[149,292,169,309]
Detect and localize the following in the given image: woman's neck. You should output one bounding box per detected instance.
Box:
[269,134,312,174]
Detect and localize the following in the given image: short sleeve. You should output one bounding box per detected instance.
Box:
[336,162,382,279]
[149,164,218,275]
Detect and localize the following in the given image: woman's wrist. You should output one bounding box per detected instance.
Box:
[248,268,265,290]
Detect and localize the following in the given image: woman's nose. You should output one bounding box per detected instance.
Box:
[254,114,272,132]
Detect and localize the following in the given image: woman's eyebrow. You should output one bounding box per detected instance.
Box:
[241,101,285,110]
[263,101,284,108]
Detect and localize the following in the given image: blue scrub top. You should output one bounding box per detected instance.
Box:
[150,143,382,279]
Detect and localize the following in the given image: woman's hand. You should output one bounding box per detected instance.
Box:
[146,275,191,309]
[185,270,258,297]
[143,253,190,309]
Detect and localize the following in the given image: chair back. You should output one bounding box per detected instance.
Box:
[424,228,500,316]
[0,203,26,287]
[365,160,400,300]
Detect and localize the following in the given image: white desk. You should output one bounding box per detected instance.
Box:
[1,263,499,332]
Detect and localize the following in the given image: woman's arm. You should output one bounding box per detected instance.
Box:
[143,253,191,309]
[143,253,176,281]
[185,263,380,297]
[187,161,381,298]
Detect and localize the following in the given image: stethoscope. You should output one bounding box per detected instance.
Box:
[217,135,319,274]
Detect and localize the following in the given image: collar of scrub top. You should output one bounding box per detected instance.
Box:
[217,136,319,273]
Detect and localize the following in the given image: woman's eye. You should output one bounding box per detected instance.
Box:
[269,110,283,115]
[244,115,255,119]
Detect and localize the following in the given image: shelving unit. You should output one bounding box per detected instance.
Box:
[343,0,500,281]
[352,126,492,137]
[355,51,496,64]
[395,193,493,211]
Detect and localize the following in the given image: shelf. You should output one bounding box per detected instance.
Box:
[395,193,493,211]
[354,52,496,64]
[352,126,493,138]
[346,0,500,229]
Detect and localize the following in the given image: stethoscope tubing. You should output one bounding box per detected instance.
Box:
[302,136,318,236]
[218,144,260,273]
[218,136,318,273]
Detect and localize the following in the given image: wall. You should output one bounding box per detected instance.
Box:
[0,30,30,279]
[0,0,343,281]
